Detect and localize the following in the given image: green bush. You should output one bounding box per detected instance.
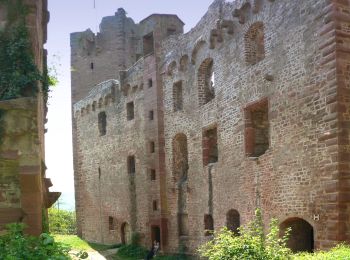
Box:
[49,207,77,235]
[0,223,71,260]
[293,244,350,260]
[198,209,292,260]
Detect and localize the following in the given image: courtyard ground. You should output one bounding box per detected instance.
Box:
[54,235,119,260]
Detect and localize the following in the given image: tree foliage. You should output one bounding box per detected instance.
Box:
[49,207,77,235]
[198,209,292,260]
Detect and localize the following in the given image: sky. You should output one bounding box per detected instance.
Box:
[45,0,215,210]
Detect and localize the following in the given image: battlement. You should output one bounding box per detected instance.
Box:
[73,79,118,117]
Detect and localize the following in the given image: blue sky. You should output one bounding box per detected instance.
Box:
[45,0,214,209]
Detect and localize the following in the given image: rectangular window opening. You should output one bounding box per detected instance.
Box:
[153,200,158,211]
[178,213,189,236]
[244,99,269,157]
[173,81,183,112]
[150,141,155,153]
[127,102,134,121]
[202,127,218,166]
[128,155,136,174]
[143,32,154,56]
[149,110,154,120]
[167,28,177,36]
[148,78,153,88]
[98,112,107,136]
[109,216,114,230]
[150,169,156,181]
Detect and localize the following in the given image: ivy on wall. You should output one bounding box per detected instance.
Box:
[0,0,52,101]
[0,109,5,146]
[0,0,57,147]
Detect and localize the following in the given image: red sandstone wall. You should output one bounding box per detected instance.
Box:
[161,0,349,253]
[72,0,350,254]
[0,0,52,236]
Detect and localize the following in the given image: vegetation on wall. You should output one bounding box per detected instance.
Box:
[0,0,55,102]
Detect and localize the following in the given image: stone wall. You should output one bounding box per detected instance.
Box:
[0,0,59,236]
[72,0,350,254]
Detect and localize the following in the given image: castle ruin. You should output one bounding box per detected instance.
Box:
[71,0,350,254]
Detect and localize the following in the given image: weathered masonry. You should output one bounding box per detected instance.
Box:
[71,0,350,254]
[0,0,60,235]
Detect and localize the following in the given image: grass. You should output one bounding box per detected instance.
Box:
[293,245,350,259]
[53,235,120,252]
[54,235,350,260]
[54,235,92,251]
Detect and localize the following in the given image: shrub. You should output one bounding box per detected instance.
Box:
[0,223,71,260]
[293,244,350,259]
[198,209,292,260]
[49,207,77,235]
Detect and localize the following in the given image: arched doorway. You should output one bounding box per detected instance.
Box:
[226,209,240,235]
[121,222,131,244]
[280,218,314,253]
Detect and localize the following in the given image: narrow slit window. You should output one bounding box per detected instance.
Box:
[173,81,183,112]
[128,155,136,174]
[109,216,114,230]
[127,102,134,121]
[150,141,155,153]
[98,112,107,136]
[150,169,156,181]
[149,110,154,120]
[153,200,158,211]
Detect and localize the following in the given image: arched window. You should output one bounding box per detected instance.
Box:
[280,218,314,253]
[226,209,240,235]
[179,55,189,71]
[198,58,215,106]
[245,22,265,65]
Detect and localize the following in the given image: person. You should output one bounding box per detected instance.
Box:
[145,240,160,260]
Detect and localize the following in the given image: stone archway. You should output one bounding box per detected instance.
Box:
[280,218,314,253]
[121,222,131,244]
